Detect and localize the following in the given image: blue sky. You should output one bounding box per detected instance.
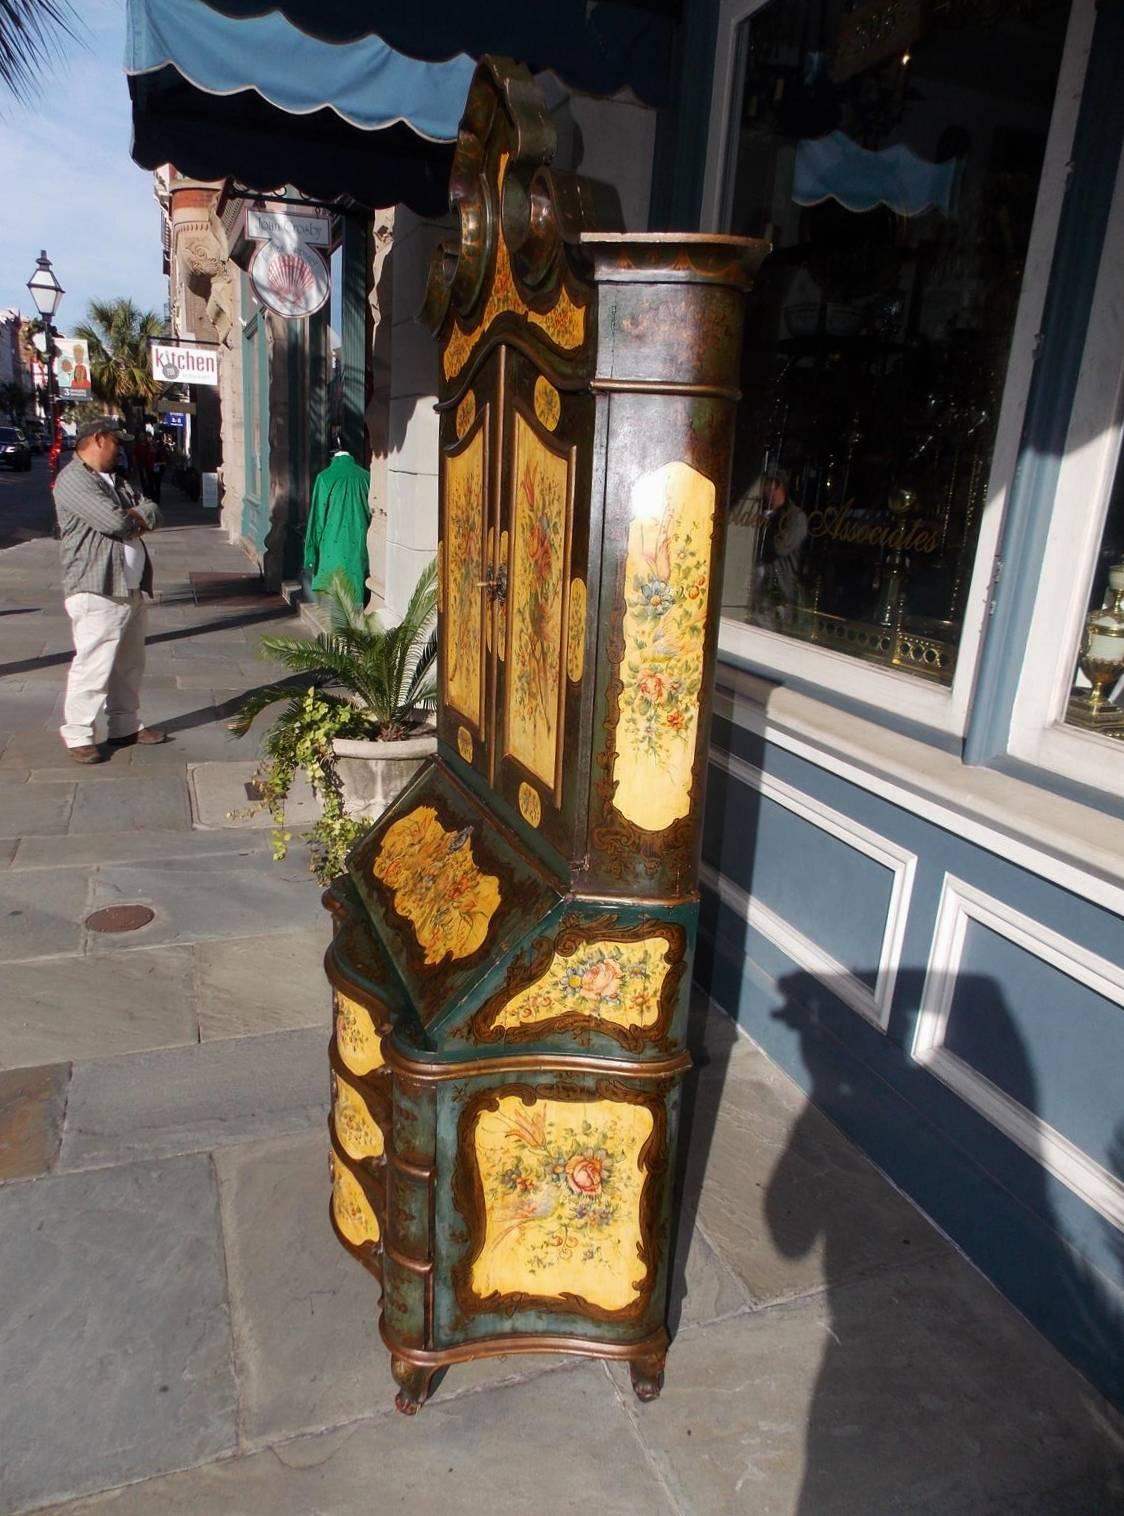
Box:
[0,0,167,332]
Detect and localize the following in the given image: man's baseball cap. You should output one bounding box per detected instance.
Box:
[75,415,133,443]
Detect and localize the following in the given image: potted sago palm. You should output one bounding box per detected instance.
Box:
[230,560,437,880]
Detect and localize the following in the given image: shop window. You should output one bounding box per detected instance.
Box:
[718,0,1073,692]
[1009,162,1124,797]
[1064,456,1124,739]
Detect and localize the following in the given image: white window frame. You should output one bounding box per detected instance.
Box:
[703,0,1096,737]
[1008,150,1124,798]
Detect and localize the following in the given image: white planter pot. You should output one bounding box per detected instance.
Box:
[331,731,437,823]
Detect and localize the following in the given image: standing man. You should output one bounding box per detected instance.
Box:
[53,416,167,764]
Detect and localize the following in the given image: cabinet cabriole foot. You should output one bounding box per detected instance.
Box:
[629,1351,666,1402]
[391,1356,435,1415]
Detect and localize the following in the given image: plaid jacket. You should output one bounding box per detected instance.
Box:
[54,457,158,598]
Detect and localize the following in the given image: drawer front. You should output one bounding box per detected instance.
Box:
[332,1070,386,1163]
[334,991,385,1077]
[330,1148,381,1249]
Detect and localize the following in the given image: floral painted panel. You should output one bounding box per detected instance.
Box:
[612,461,715,832]
[334,992,383,1077]
[333,1072,385,1162]
[330,1152,380,1247]
[527,286,586,353]
[372,805,500,966]
[491,937,669,1034]
[444,427,486,729]
[471,1096,653,1311]
[506,413,569,792]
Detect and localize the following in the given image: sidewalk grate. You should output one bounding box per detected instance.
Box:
[84,905,156,934]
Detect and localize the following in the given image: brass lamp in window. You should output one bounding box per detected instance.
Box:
[1068,562,1124,734]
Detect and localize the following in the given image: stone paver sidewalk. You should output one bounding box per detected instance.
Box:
[1,499,1122,1515]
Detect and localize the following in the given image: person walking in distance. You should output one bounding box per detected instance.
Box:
[53,416,167,764]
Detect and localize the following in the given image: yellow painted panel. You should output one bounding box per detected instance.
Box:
[444,430,486,728]
[334,992,383,1077]
[528,286,586,352]
[331,1153,380,1247]
[457,725,474,763]
[518,781,541,828]
[496,529,509,660]
[566,577,585,684]
[506,413,568,790]
[456,390,476,434]
[491,936,668,1033]
[471,1096,653,1311]
[334,1074,385,1162]
[612,462,715,831]
[373,805,501,965]
[533,376,561,431]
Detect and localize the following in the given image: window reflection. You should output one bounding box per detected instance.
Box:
[722,0,1072,685]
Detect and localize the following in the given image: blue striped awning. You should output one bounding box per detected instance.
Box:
[125,0,676,212]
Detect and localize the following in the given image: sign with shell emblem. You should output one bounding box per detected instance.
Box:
[248,207,331,319]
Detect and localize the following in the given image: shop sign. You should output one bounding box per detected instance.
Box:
[150,340,220,386]
[54,337,91,400]
[247,208,331,248]
[248,206,331,319]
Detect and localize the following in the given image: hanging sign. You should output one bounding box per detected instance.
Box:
[150,340,220,386]
[247,208,331,248]
[247,206,331,320]
[54,338,91,400]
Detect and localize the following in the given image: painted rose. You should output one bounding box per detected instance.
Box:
[666,708,687,731]
[527,517,553,582]
[637,671,666,702]
[565,1153,605,1196]
[580,958,623,1001]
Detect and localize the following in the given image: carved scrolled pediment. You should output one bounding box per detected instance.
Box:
[422,58,618,390]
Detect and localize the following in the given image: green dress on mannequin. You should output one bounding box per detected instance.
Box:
[304,450,371,601]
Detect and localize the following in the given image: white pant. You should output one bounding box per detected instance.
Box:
[61,591,148,747]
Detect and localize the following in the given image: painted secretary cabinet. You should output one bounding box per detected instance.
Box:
[323,58,765,1413]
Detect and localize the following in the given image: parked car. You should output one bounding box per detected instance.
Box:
[23,425,48,455]
[0,427,32,471]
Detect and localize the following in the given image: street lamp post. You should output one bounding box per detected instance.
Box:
[26,250,65,485]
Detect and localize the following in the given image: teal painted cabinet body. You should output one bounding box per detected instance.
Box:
[322,59,763,1412]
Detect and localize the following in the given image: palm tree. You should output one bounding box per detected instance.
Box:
[230,561,439,743]
[0,381,30,421]
[0,0,76,97]
[74,299,166,410]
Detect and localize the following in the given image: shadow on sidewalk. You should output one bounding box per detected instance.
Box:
[766,967,1123,1511]
[0,605,296,681]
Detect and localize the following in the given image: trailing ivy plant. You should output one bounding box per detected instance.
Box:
[229,560,437,882]
[241,686,371,881]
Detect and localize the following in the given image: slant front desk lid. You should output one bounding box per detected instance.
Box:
[347,759,563,1032]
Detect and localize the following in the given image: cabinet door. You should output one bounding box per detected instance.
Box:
[492,349,595,861]
[437,363,498,779]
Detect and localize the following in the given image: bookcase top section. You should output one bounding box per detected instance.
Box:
[421,57,767,398]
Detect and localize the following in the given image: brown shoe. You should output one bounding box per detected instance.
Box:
[108,728,168,747]
[67,744,105,765]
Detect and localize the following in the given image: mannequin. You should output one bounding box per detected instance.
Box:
[304,444,371,604]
